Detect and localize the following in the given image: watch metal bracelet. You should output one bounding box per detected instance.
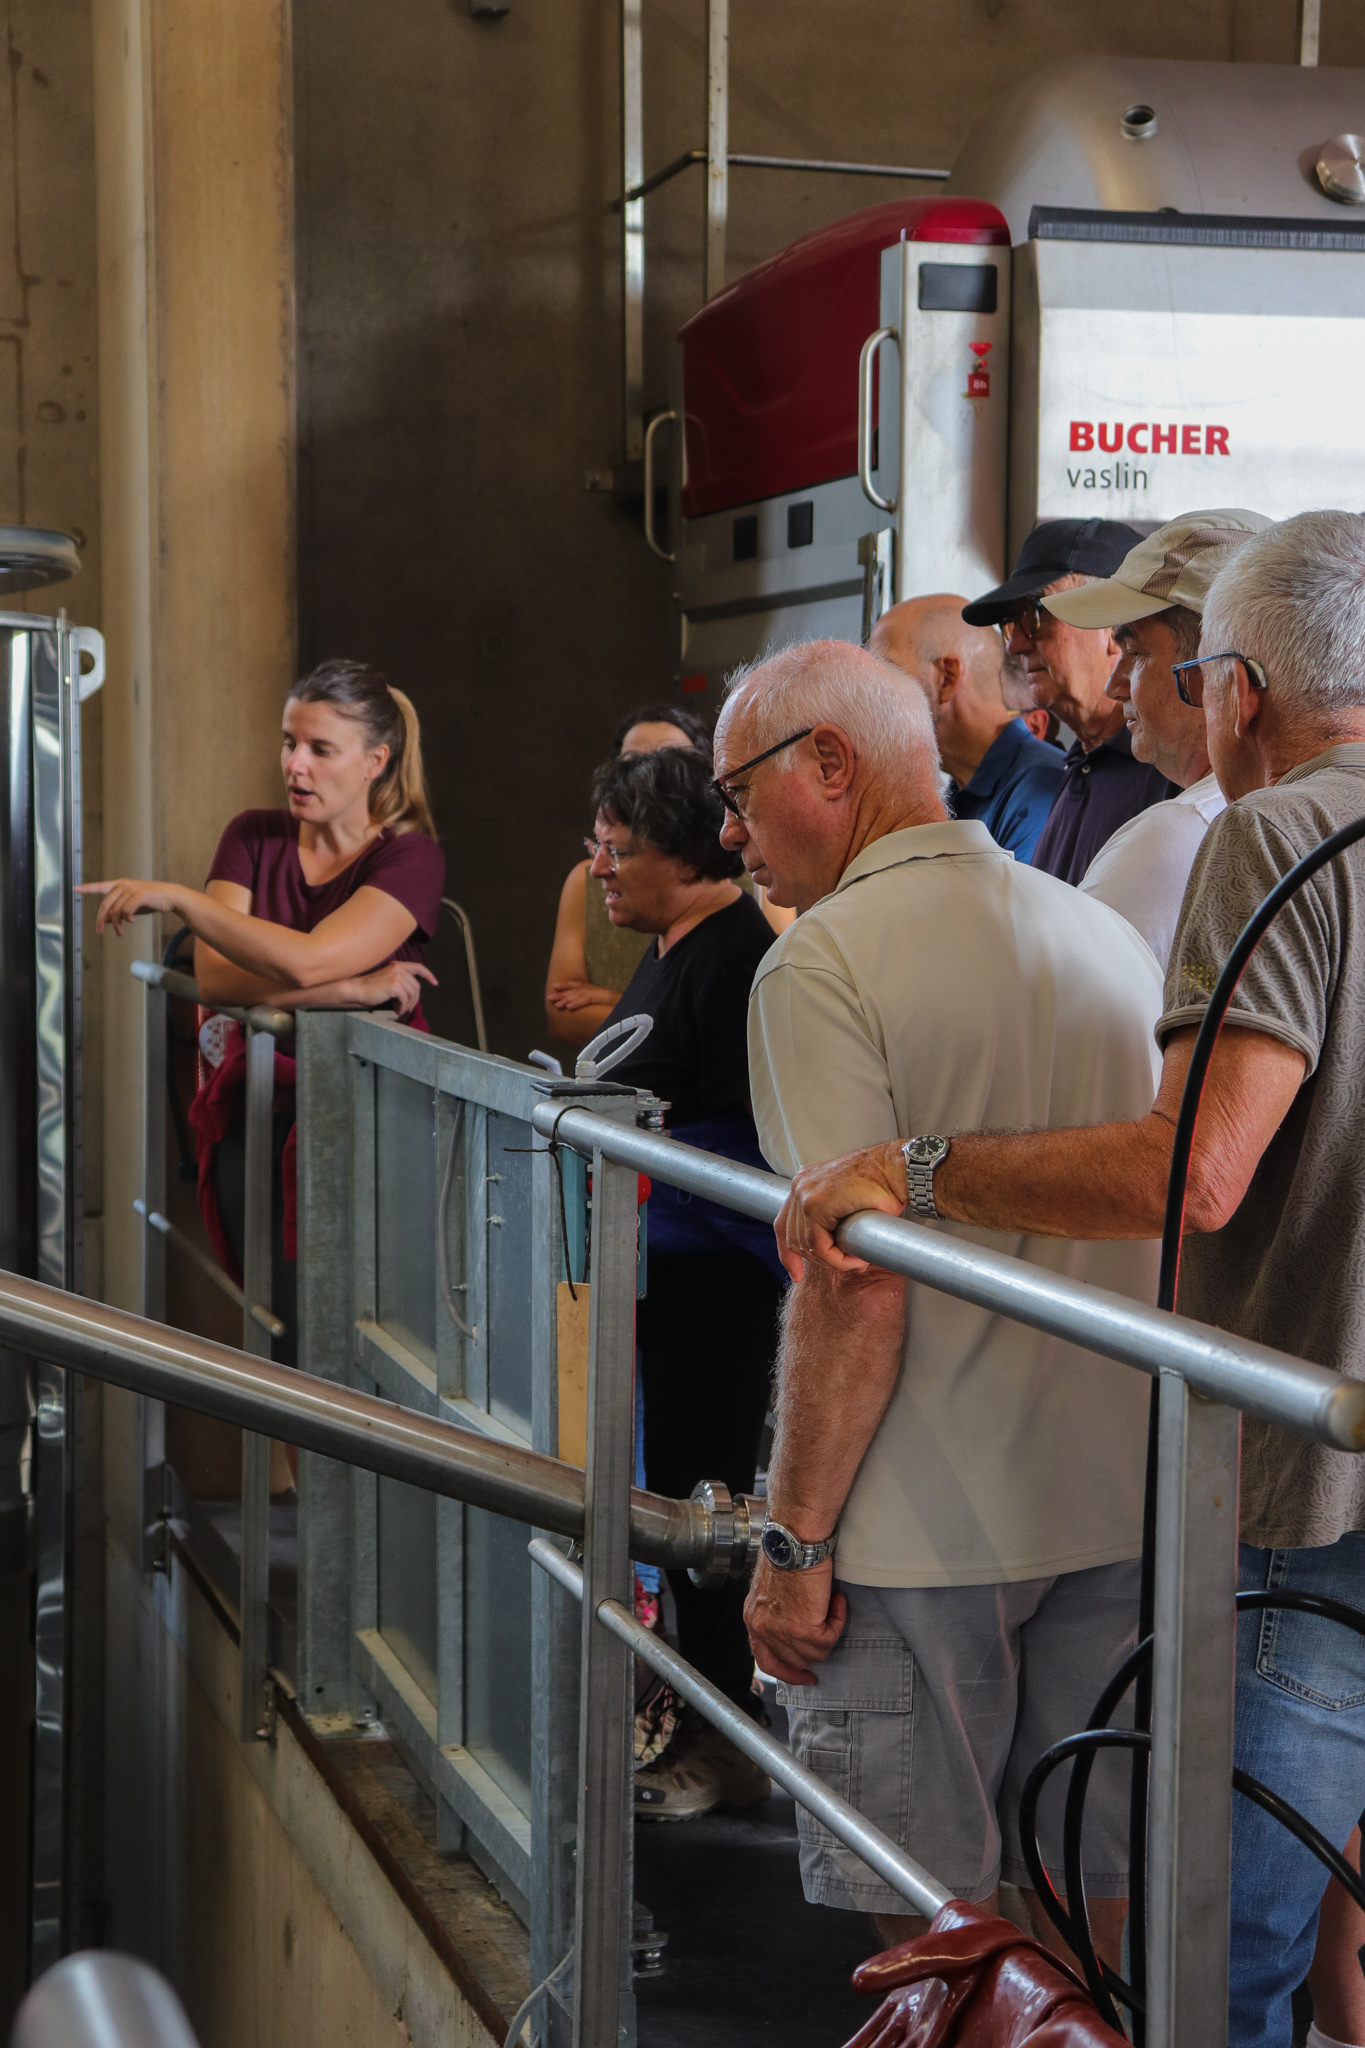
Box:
[760,1519,838,1572]
[902,1134,950,1220]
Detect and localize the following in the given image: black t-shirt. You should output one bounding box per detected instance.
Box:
[603,893,774,1127]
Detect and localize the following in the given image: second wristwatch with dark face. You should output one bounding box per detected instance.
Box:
[760,1520,838,1572]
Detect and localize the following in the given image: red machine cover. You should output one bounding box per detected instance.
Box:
[678,197,1009,520]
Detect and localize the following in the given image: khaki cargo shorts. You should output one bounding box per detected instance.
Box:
[778,1558,1140,1915]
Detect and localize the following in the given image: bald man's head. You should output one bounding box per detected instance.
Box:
[870,594,1019,787]
[870,596,1008,709]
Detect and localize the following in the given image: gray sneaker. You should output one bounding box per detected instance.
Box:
[634,1711,772,1821]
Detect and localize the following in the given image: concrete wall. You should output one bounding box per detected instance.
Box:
[92,0,296,1318]
[0,0,102,590]
[104,1532,496,2048]
[292,0,1359,1060]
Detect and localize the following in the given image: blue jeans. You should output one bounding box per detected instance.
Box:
[1230,1534,1365,2048]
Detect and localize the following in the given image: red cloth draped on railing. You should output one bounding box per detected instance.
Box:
[187,1024,298,1283]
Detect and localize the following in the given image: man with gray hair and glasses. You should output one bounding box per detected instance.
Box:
[712,640,1165,1969]
[773,511,1365,2048]
[1046,509,1273,968]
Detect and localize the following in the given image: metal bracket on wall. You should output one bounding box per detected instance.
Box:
[246,1672,278,1746]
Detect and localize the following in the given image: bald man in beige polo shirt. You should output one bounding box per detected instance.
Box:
[713,639,1162,1963]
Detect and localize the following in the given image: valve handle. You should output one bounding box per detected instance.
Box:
[575,1012,653,1082]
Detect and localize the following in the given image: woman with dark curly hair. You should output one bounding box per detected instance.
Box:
[544,701,713,1048]
[587,744,785,1821]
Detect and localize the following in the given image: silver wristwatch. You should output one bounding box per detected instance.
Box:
[902,1134,951,1219]
[760,1519,838,1572]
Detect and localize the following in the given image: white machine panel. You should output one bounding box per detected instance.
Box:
[674,472,876,684]
[875,238,1011,602]
[1011,234,1365,551]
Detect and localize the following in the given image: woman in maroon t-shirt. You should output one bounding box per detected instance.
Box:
[83,657,445,1016]
[82,658,446,1362]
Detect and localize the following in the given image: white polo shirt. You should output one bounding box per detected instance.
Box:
[747,820,1162,1590]
[1078,773,1226,971]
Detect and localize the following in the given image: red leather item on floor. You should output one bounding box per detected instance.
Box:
[841,1899,1129,2048]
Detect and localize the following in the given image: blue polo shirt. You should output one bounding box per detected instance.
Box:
[948,718,1066,863]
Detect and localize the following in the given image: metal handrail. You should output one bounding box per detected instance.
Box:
[136,932,486,1051]
[133,1199,284,1339]
[530,1537,950,1919]
[0,1266,722,1570]
[618,146,951,206]
[532,1104,1365,1452]
[131,957,295,1039]
[441,896,488,1053]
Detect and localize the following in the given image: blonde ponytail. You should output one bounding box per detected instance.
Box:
[288,659,437,838]
[373,684,435,837]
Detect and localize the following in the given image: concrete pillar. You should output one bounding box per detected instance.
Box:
[91,0,295,1317]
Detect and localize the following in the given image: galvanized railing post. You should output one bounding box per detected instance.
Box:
[141,977,167,1324]
[139,975,169,1572]
[571,1147,638,2048]
[239,1023,277,1742]
[1146,1371,1241,2048]
[294,1010,356,1721]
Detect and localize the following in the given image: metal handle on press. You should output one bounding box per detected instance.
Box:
[643,409,678,562]
[858,326,897,514]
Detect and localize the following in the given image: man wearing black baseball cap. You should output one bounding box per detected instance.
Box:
[963,519,1172,883]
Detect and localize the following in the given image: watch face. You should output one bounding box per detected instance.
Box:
[762,1525,799,1570]
[905,1135,945,1166]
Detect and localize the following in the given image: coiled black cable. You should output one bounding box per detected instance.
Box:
[1022,1589,1365,2031]
[1022,812,1365,2038]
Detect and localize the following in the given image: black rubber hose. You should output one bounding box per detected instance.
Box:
[1030,1591,1365,2020]
[1019,1729,1148,2030]
[1021,1726,1365,2026]
[1019,1640,1153,2009]
[1127,1383,1158,2042]
[1062,1645,1155,2022]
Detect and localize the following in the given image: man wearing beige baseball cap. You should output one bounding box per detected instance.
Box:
[1043,511,1274,967]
